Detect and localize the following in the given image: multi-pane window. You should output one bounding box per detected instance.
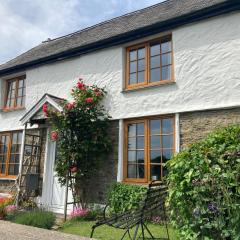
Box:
[0,132,22,177]
[126,35,173,89]
[124,116,174,183]
[4,76,26,109]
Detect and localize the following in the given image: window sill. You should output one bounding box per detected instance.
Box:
[0,176,17,181]
[122,80,175,93]
[0,107,26,113]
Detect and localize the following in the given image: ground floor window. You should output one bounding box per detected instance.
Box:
[124,116,175,183]
[0,131,22,178]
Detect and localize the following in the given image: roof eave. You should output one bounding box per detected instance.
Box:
[0,0,239,77]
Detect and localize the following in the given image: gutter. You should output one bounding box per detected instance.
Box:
[0,1,239,77]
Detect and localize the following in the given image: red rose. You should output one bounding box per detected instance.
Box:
[85,97,93,103]
[65,102,75,110]
[42,103,48,116]
[70,166,78,173]
[51,131,58,141]
[77,82,85,90]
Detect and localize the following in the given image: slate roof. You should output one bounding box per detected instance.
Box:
[0,0,238,75]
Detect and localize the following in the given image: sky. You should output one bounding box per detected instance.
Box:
[0,0,164,64]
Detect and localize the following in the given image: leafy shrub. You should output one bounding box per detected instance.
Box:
[167,124,240,240]
[13,210,56,229]
[107,183,147,214]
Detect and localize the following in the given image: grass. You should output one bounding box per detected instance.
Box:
[60,220,180,240]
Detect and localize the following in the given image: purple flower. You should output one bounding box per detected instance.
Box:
[5,205,17,212]
[70,207,89,218]
[208,202,219,214]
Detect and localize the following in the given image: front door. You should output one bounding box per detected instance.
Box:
[42,134,73,213]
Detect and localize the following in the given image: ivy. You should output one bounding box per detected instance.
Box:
[167,124,240,240]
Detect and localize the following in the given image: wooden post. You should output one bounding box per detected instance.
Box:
[63,173,69,222]
[16,122,27,207]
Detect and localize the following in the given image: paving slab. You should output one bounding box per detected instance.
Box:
[0,220,93,240]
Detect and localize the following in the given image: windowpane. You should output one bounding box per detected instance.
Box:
[128,151,136,162]
[137,137,144,149]
[137,151,144,164]
[138,71,145,83]
[150,165,161,181]
[162,149,172,162]
[128,138,136,150]
[162,135,173,149]
[129,73,137,84]
[150,120,161,135]
[14,164,19,175]
[162,53,171,66]
[150,136,161,149]
[138,59,145,72]
[150,68,161,82]
[137,123,144,136]
[150,56,160,69]
[130,61,137,73]
[128,164,144,178]
[161,40,171,53]
[138,48,145,59]
[130,50,137,61]
[128,124,136,137]
[150,150,161,164]
[150,44,160,56]
[162,66,171,80]
[162,118,174,134]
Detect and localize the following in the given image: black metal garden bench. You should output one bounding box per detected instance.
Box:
[90,181,170,240]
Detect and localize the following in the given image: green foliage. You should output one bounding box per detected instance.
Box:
[107,183,147,214]
[46,78,111,206]
[13,210,56,229]
[167,124,240,240]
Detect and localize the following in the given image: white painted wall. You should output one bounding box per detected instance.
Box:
[0,12,240,131]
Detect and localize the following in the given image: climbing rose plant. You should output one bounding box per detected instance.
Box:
[167,124,240,240]
[43,78,111,207]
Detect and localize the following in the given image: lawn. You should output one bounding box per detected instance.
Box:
[59,220,180,240]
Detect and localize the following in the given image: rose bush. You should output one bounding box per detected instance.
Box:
[167,124,240,240]
[43,78,111,207]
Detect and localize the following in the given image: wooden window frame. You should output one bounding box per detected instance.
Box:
[123,115,175,184]
[125,35,174,90]
[0,131,22,179]
[3,75,26,111]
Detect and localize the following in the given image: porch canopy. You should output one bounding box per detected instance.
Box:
[20,93,65,125]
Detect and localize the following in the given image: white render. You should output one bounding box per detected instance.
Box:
[1,12,240,132]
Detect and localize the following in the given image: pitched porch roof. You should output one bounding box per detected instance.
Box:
[20,94,65,125]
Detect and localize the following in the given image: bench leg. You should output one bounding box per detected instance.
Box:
[121,229,132,240]
[90,226,96,238]
[133,223,140,240]
[143,223,155,239]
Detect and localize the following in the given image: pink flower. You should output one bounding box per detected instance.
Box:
[51,131,58,141]
[5,205,17,213]
[42,103,48,116]
[70,207,89,218]
[77,82,85,90]
[85,97,93,103]
[65,102,75,110]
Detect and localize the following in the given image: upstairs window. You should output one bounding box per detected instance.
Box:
[4,76,26,110]
[0,131,22,178]
[126,35,173,90]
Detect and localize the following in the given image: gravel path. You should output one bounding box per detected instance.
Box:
[0,220,93,240]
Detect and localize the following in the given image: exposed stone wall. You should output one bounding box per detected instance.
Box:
[86,120,119,204]
[0,180,15,193]
[180,108,240,149]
